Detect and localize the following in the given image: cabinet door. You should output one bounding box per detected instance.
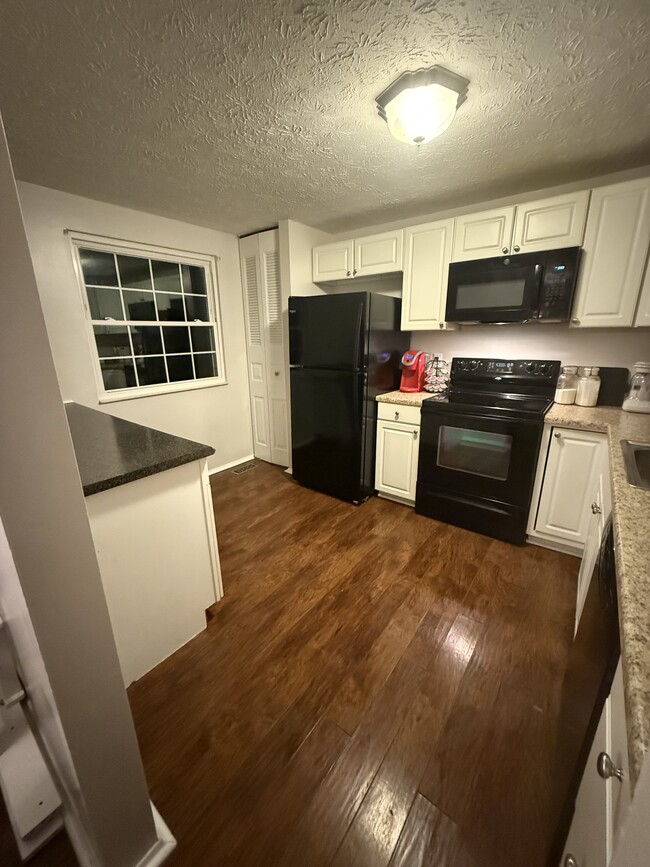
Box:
[354,229,403,277]
[375,420,419,503]
[562,697,609,867]
[609,662,631,856]
[572,178,650,328]
[512,191,590,254]
[401,219,454,330]
[312,240,354,282]
[451,206,515,261]
[633,251,650,326]
[535,428,606,545]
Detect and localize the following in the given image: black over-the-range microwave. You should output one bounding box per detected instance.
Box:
[445,246,581,325]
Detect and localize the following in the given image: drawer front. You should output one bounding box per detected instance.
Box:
[377,402,421,425]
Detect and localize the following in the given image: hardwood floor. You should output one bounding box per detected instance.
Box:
[127,460,580,867]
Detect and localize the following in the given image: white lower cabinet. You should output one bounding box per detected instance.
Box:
[529,426,608,553]
[562,663,631,867]
[375,403,421,505]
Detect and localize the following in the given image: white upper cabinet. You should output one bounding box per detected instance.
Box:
[572,178,650,328]
[312,231,402,282]
[512,190,590,254]
[312,239,355,282]
[354,229,403,277]
[401,218,454,331]
[453,192,590,262]
[452,206,515,261]
[634,250,650,326]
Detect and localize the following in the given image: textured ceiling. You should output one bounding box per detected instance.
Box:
[0,0,649,235]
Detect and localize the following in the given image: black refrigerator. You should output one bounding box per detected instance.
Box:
[289,292,409,504]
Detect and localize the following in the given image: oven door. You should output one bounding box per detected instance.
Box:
[446,256,543,323]
[416,407,543,543]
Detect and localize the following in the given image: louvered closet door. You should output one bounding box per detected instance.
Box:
[240,235,271,461]
[258,230,289,466]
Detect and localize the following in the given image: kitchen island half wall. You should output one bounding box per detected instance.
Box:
[66,402,223,686]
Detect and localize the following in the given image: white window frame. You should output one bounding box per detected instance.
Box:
[68,230,228,403]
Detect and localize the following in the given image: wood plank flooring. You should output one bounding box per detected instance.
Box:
[126,460,580,867]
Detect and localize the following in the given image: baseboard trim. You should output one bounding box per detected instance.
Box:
[133,802,176,867]
[208,455,255,475]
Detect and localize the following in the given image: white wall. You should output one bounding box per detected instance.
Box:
[416,325,649,375]
[17,182,253,472]
[0,116,161,867]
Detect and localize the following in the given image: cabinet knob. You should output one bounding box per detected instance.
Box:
[554,432,561,439]
[513,244,520,252]
[571,317,580,324]
[412,429,418,439]
[346,270,351,277]
[502,247,509,254]
[274,371,280,377]
[394,411,400,420]
[597,752,624,782]
[439,322,445,329]
[591,501,602,515]
[564,856,578,867]
[352,268,358,276]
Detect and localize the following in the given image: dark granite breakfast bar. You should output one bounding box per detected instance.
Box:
[64,402,214,497]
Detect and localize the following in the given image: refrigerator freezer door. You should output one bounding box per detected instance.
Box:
[289,293,368,371]
[290,367,367,502]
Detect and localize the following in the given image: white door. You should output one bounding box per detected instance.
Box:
[451,206,515,261]
[572,178,650,327]
[634,252,650,326]
[512,191,590,254]
[375,420,419,502]
[240,235,271,461]
[401,219,454,330]
[562,697,609,867]
[354,229,403,277]
[312,240,355,282]
[574,480,602,635]
[258,230,289,466]
[609,663,632,855]
[535,428,606,545]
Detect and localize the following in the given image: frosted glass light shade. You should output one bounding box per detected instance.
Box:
[384,83,458,145]
[376,66,469,147]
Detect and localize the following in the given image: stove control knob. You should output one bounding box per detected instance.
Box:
[538,363,549,374]
[525,362,537,373]
[470,360,479,370]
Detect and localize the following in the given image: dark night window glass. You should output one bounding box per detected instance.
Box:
[79,244,221,394]
[86,286,124,320]
[100,358,137,390]
[185,294,209,321]
[156,292,186,321]
[182,264,207,295]
[194,353,217,379]
[190,326,215,353]
[136,355,168,385]
[162,326,191,354]
[117,255,152,290]
[122,289,157,321]
[80,249,118,286]
[152,260,182,293]
[93,325,131,358]
[167,354,194,382]
[130,326,163,356]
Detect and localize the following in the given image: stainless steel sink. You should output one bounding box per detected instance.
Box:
[621,440,650,491]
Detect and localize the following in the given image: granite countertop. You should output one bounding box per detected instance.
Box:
[546,404,650,787]
[376,390,432,407]
[65,403,214,497]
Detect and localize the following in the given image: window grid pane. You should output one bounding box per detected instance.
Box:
[80,246,221,392]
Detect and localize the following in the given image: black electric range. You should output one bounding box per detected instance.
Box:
[416,357,560,544]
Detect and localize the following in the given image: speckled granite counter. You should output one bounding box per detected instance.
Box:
[65,403,214,496]
[376,390,432,407]
[546,404,650,787]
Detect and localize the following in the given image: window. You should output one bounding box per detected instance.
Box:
[71,235,226,400]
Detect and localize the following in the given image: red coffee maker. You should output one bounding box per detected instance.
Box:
[400,350,428,392]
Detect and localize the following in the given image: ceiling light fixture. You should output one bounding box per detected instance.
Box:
[376,65,470,146]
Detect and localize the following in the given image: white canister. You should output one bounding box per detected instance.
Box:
[575,367,601,407]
